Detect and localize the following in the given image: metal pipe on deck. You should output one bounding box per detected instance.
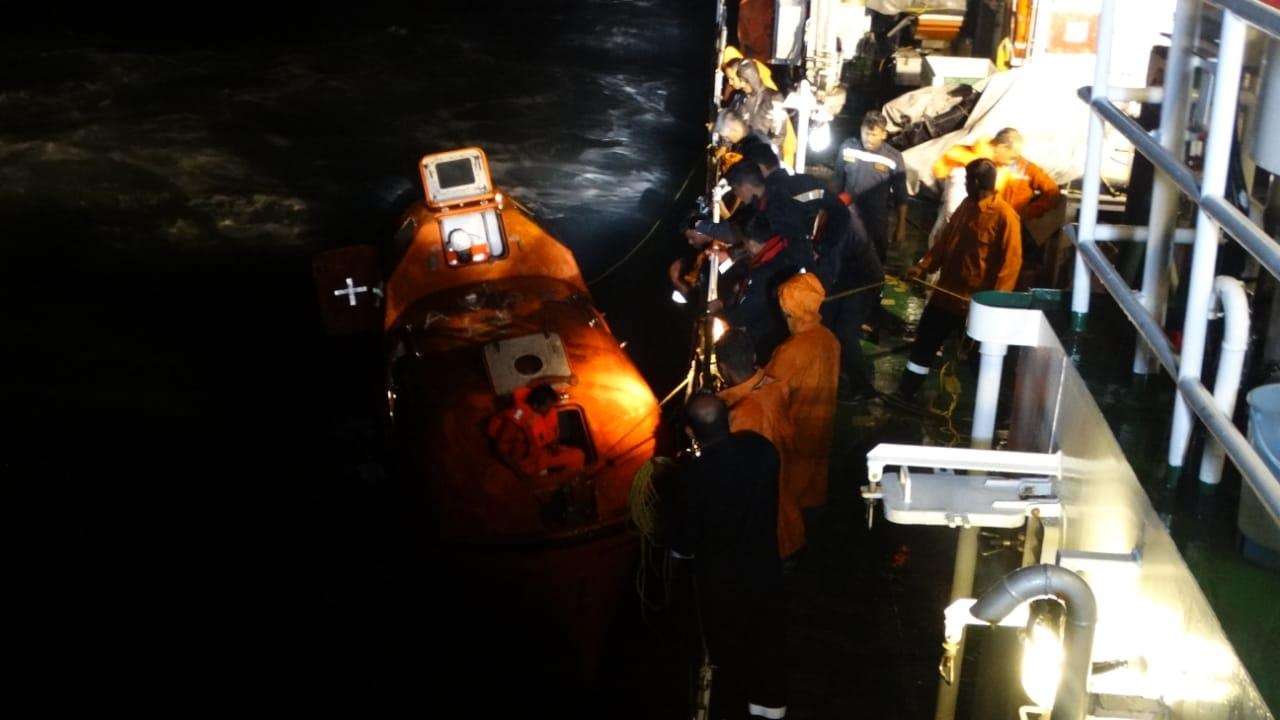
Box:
[972,564,1097,720]
[1136,0,1202,375]
[1170,12,1248,468]
[1200,277,1251,484]
[1070,0,1118,329]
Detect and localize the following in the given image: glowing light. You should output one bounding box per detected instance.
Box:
[1021,611,1064,709]
[672,289,688,305]
[711,317,729,343]
[809,122,832,153]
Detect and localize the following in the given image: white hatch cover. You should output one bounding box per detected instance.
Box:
[483,332,572,396]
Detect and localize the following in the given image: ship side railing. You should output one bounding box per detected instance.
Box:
[1068,0,1280,524]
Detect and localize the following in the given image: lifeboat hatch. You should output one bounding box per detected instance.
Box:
[483,332,572,395]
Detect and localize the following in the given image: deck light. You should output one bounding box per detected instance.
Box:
[1020,599,1066,710]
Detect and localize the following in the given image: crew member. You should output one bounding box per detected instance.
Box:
[834,111,909,264]
[763,273,840,510]
[724,160,811,270]
[445,227,489,265]
[744,143,882,397]
[726,59,797,168]
[717,216,800,361]
[669,394,787,720]
[716,329,804,560]
[897,159,1022,400]
[928,128,1060,250]
[486,384,585,477]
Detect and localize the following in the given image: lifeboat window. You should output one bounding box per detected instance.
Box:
[440,208,506,267]
[556,406,597,466]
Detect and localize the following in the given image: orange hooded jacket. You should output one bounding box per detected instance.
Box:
[719,369,805,558]
[763,273,840,510]
[486,387,585,477]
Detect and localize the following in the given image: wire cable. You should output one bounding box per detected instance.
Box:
[587,163,700,286]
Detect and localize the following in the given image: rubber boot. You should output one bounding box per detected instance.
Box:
[896,367,927,400]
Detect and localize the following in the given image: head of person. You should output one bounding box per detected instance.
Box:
[715,328,757,387]
[723,56,747,91]
[778,272,825,334]
[991,127,1024,166]
[685,392,731,446]
[715,110,749,146]
[526,384,560,415]
[725,159,767,205]
[741,143,781,177]
[736,60,764,94]
[964,158,998,199]
[860,111,889,152]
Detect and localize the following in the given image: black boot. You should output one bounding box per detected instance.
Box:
[896,368,927,400]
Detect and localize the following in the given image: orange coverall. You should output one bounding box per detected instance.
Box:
[918,194,1023,315]
[719,369,805,558]
[486,387,585,477]
[931,139,1061,220]
[763,273,840,510]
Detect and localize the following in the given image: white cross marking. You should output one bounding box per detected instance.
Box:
[333,277,368,307]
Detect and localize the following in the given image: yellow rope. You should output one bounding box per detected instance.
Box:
[587,163,700,286]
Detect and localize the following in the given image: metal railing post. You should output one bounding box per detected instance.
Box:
[1169,11,1249,467]
[1071,0,1119,331]
[1135,0,1203,374]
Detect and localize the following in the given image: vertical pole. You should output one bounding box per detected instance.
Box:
[1170,12,1247,467]
[971,342,1008,450]
[934,340,1006,719]
[934,526,980,720]
[1135,0,1202,374]
[795,79,812,173]
[1072,0,1119,331]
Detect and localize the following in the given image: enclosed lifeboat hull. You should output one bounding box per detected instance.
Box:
[316,148,659,682]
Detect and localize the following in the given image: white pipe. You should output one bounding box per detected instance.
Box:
[971,342,1008,450]
[1093,224,1197,244]
[1200,276,1251,484]
[1136,0,1202,375]
[1170,12,1248,467]
[1071,0,1118,328]
[794,79,811,174]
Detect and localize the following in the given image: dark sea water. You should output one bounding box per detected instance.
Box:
[4,1,711,713]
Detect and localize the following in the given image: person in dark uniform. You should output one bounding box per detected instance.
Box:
[724,160,812,271]
[715,216,802,362]
[744,144,883,397]
[669,393,787,720]
[833,110,909,264]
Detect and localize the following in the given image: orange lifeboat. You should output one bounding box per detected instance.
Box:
[311,149,659,681]
[315,147,659,544]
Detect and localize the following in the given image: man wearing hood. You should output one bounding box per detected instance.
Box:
[763,273,840,510]
[716,328,805,560]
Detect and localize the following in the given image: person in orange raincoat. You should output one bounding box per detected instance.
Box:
[486,384,585,477]
[716,328,805,559]
[763,272,840,510]
[897,159,1022,401]
[928,128,1059,245]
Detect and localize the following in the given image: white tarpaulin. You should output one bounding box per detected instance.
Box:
[901,63,1137,198]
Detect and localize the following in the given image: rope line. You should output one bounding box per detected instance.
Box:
[586,164,700,286]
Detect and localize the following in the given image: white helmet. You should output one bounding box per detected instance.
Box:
[448,228,476,252]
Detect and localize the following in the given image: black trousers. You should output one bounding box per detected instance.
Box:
[821,287,877,387]
[701,581,788,720]
[907,302,966,372]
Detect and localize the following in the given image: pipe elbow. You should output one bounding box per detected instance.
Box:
[971,564,1097,628]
